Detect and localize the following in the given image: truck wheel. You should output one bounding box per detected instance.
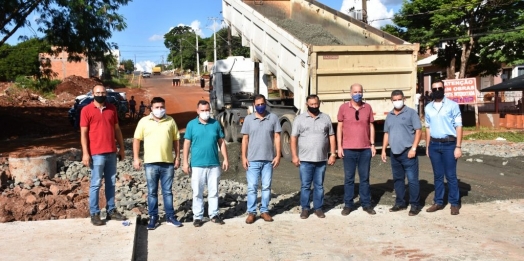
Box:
[280,121,292,161]
[223,115,233,142]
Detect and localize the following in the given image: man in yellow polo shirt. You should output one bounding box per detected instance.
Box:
[133,97,183,230]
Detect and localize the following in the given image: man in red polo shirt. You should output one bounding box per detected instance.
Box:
[80,84,127,226]
[337,83,377,216]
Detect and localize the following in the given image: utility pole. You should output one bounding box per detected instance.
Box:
[195,30,200,76]
[179,39,183,71]
[209,17,220,63]
[227,26,232,56]
[362,0,368,24]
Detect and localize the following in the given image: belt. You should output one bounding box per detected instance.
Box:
[430,136,456,142]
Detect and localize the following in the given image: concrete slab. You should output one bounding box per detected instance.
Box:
[0,218,135,261]
[144,200,524,260]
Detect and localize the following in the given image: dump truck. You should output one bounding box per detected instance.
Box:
[213,0,420,160]
[152,66,162,75]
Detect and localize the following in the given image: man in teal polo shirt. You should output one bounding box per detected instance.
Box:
[183,100,229,227]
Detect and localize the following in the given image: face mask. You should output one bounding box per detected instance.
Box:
[152,108,165,118]
[352,93,363,102]
[433,90,445,100]
[255,105,266,114]
[199,111,210,121]
[392,100,404,110]
[308,106,320,115]
[93,95,106,104]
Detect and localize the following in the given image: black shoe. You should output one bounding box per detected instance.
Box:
[147,215,159,230]
[107,210,126,221]
[91,214,105,226]
[210,214,225,225]
[389,205,407,212]
[409,206,421,216]
[341,207,352,216]
[193,219,203,227]
[363,207,376,215]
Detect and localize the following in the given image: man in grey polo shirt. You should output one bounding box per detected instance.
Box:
[241,94,282,224]
[381,90,422,216]
[291,95,336,219]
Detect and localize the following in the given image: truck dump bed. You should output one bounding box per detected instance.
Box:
[222,0,419,121]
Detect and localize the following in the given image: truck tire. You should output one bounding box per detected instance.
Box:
[280,120,293,161]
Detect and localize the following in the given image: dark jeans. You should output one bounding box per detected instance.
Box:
[299,161,326,210]
[144,163,175,217]
[390,148,420,207]
[428,141,460,206]
[343,149,372,208]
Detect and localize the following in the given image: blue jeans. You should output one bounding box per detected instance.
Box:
[390,148,420,207]
[246,161,273,214]
[299,161,326,210]
[144,163,175,217]
[89,153,117,215]
[343,149,372,208]
[428,141,460,206]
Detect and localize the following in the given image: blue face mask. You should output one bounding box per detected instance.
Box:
[352,93,363,102]
[255,104,266,114]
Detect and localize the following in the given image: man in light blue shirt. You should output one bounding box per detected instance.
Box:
[424,80,463,215]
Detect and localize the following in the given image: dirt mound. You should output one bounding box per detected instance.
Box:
[54,75,102,96]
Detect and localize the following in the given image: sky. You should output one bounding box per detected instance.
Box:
[7,0,404,72]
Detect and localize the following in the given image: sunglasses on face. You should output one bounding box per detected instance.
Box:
[431,87,444,92]
[355,110,359,121]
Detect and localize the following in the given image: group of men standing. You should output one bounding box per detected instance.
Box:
[80,81,462,227]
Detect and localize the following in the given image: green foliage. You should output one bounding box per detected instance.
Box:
[121,59,134,72]
[391,0,524,78]
[14,76,61,93]
[1,0,131,64]
[0,38,52,81]
[464,131,524,142]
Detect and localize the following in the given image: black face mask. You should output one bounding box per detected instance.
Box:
[433,90,445,100]
[94,95,107,104]
[308,106,320,115]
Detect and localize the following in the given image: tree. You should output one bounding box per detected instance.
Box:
[121,59,134,72]
[164,26,199,71]
[387,0,524,78]
[0,38,52,81]
[1,0,131,65]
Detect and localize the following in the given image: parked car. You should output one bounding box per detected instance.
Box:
[68,94,128,130]
[142,72,151,78]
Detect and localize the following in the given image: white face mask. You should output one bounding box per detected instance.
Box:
[152,108,166,118]
[199,111,210,121]
[393,100,404,110]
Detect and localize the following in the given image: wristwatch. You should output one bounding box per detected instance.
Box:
[329,153,337,157]
[410,147,417,151]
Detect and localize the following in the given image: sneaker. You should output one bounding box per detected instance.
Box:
[91,214,105,226]
[166,216,183,227]
[193,219,203,227]
[341,207,352,216]
[107,210,126,221]
[147,215,159,230]
[210,214,225,225]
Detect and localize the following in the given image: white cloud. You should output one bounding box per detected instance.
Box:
[136,61,156,73]
[340,0,395,28]
[148,34,163,41]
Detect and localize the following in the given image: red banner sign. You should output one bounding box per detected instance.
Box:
[443,78,478,104]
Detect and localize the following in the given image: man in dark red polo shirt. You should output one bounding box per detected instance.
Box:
[80,84,127,226]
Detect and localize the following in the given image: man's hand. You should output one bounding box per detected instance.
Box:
[381,151,387,163]
[407,149,416,158]
[454,148,462,159]
[183,164,191,175]
[328,155,336,165]
[337,147,344,158]
[272,156,280,168]
[371,146,376,157]
[82,153,91,167]
[174,158,180,169]
[291,155,300,167]
[118,150,125,161]
[222,159,229,171]
[133,158,141,170]
[426,147,430,157]
[242,157,249,170]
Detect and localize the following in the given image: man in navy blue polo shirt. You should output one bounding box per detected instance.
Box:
[381,90,422,216]
[424,80,463,215]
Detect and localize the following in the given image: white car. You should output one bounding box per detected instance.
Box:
[142,72,151,78]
